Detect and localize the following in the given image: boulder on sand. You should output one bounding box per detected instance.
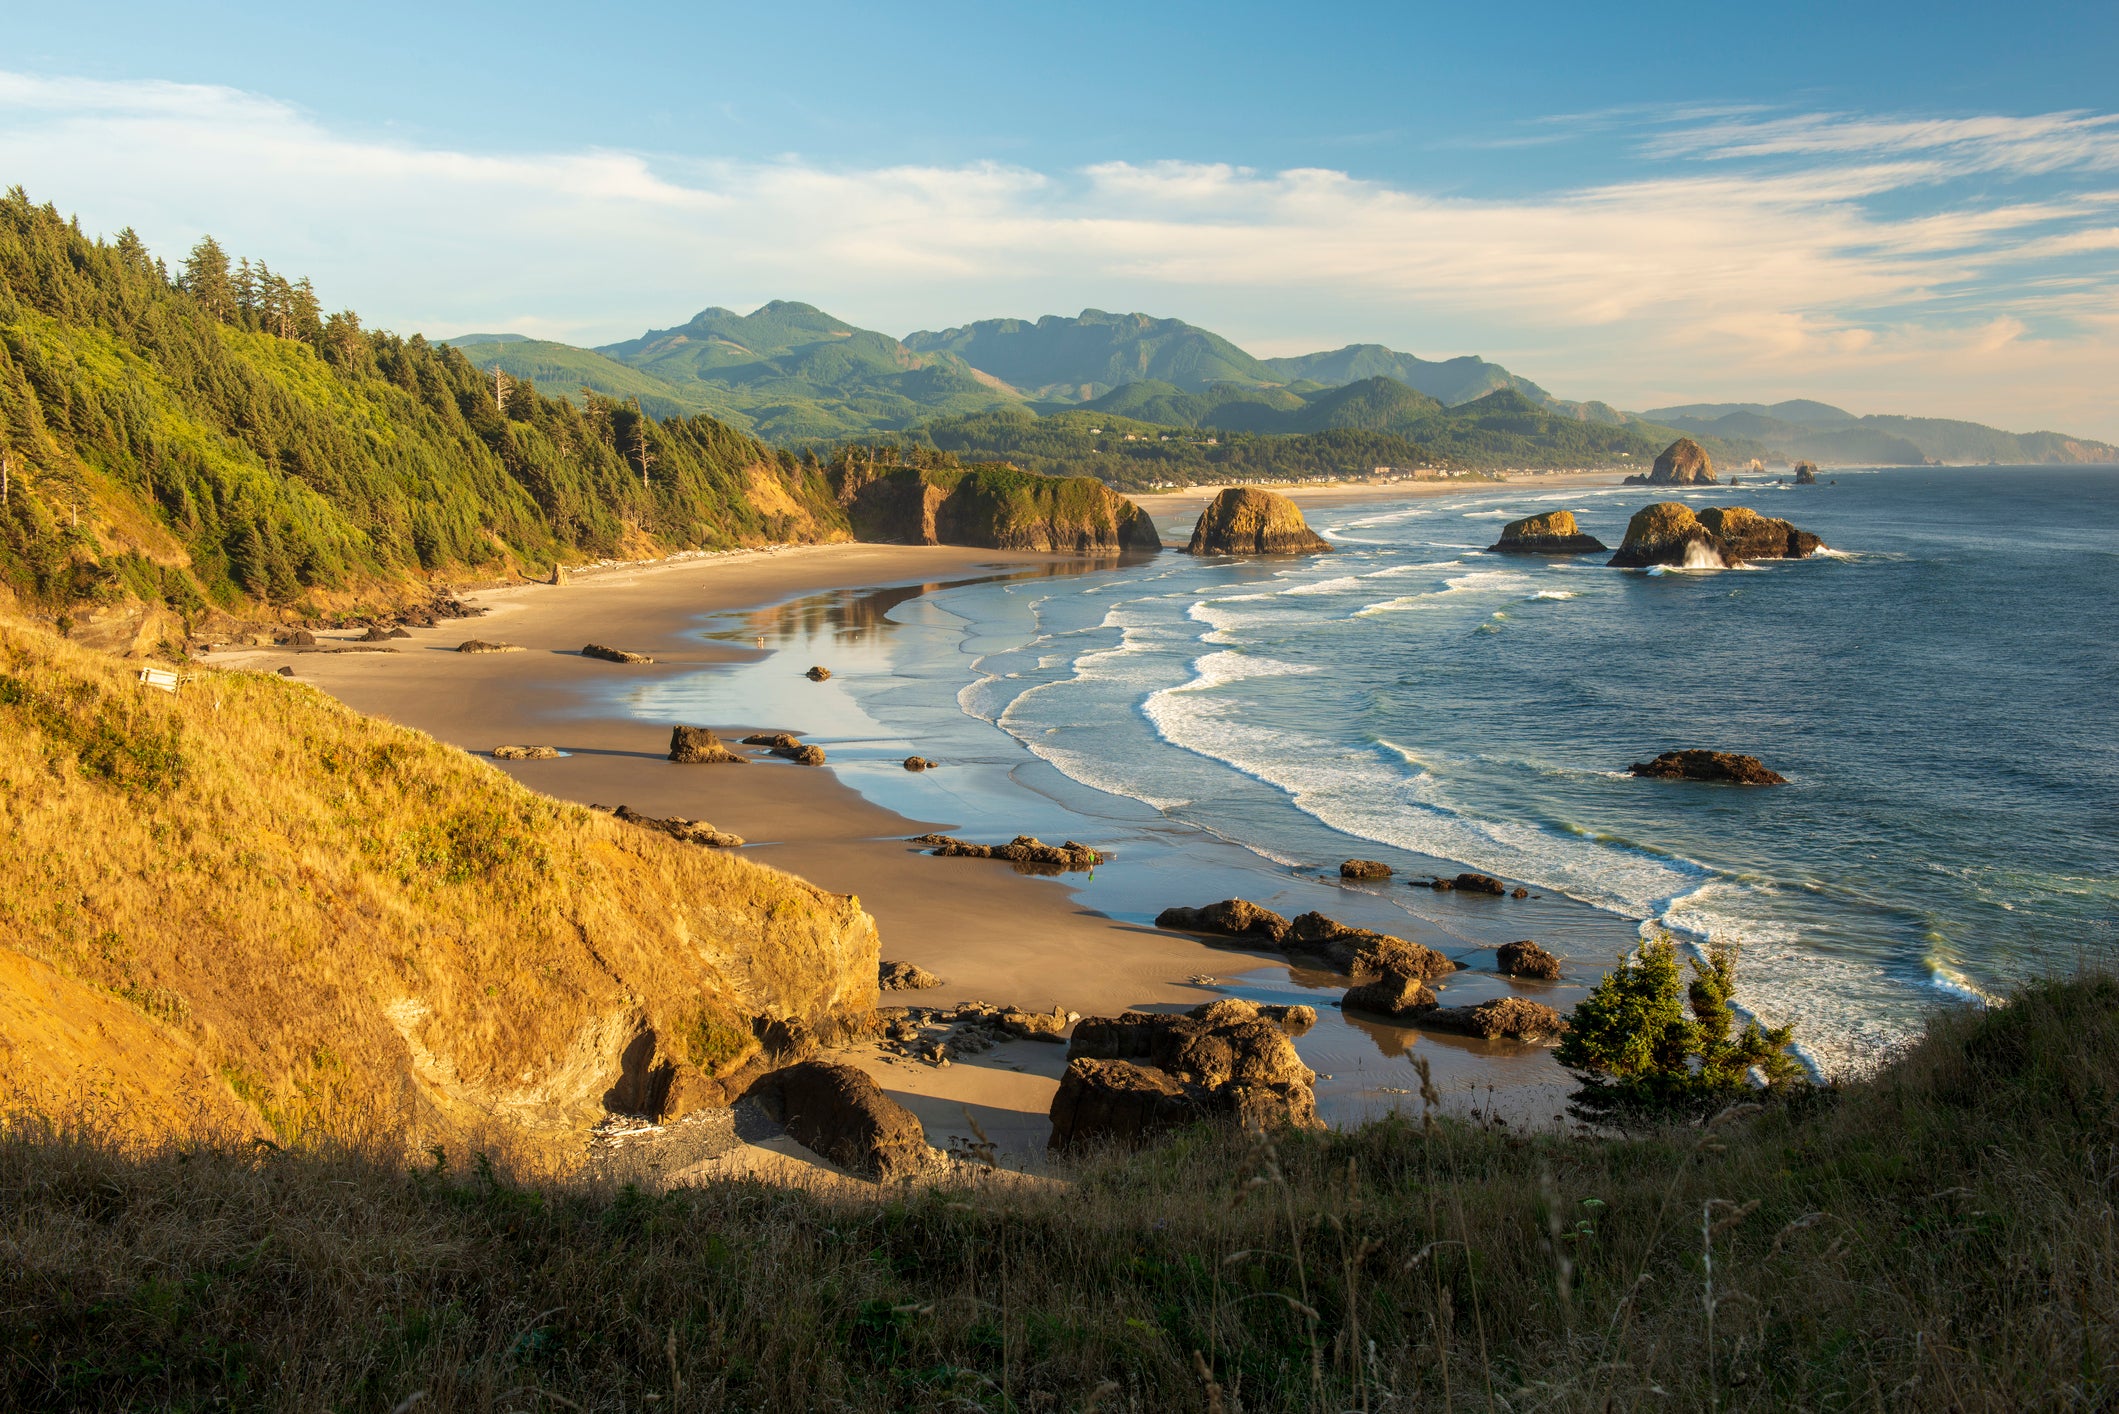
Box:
[738,730,827,765]
[1629,750,1786,785]
[1184,487,1333,556]
[879,960,945,990]
[1488,510,1608,555]
[456,640,522,654]
[743,1061,934,1181]
[1624,437,1717,486]
[903,756,940,771]
[1155,898,1293,946]
[583,643,655,664]
[492,744,561,761]
[806,665,832,681]
[1496,939,1562,980]
[1049,998,1320,1151]
[668,725,747,764]
[914,834,1101,871]
[1340,859,1393,880]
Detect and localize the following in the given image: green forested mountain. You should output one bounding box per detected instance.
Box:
[0,191,846,629]
[904,309,1278,400]
[1259,344,1551,406]
[1644,400,2119,465]
[443,335,716,421]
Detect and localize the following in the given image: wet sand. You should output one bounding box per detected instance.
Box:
[208,536,1583,1173]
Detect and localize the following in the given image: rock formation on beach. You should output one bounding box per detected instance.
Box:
[1184,487,1332,555]
[903,756,939,771]
[743,1060,934,1181]
[1341,969,1438,1020]
[1625,437,1717,486]
[1430,872,1509,895]
[1488,509,1608,555]
[669,725,747,764]
[806,665,831,681]
[1155,900,1457,978]
[596,804,744,848]
[879,960,945,990]
[1340,859,1392,880]
[1423,997,1568,1042]
[1048,998,1321,1151]
[913,834,1102,871]
[1607,503,1824,569]
[1496,939,1563,980]
[583,643,655,664]
[1156,898,1294,945]
[492,744,560,760]
[834,463,1161,553]
[455,639,521,654]
[1630,750,1787,785]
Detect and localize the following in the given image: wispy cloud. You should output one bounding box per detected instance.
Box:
[0,72,2113,437]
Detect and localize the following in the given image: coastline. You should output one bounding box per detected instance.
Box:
[208,531,1589,1172]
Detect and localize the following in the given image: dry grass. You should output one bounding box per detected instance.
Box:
[3,974,2114,1411]
[0,612,879,1154]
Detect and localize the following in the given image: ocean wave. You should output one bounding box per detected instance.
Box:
[1527,589,1577,601]
[1281,575,1368,597]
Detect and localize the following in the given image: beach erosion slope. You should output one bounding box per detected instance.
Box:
[0,610,879,1151]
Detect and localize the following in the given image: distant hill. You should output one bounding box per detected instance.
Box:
[444,336,716,421]
[1260,344,1551,407]
[1644,400,2119,466]
[904,309,1278,400]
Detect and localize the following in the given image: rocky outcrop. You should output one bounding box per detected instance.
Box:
[915,834,1102,871]
[456,640,521,654]
[1608,503,1826,569]
[837,464,1162,553]
[1625,438,1717,486]
[1793,461,1819,485]
[903,756,939,771]
[1340,970,1438,1020]
[806,665,831,681]
[1155,898,1294,946]
[492,744,561,761]
[1496,940,1562,980]
[879,960,944,990]
[1489,510,1608,555]
[669,726,747,764]
[597,804,744,849]
[876,1000,1083,1066]
[1290,913,1457,980]
[1049,998,1320,1151]
[1629,750,1786,785]
[1340,859,1392,880]
[583,643,655,664]
[358,625,394,643]
[1421,997,1567,1042]
[737,732,826,765]
[1184,487,1332,555]
[1432,872,1508,895]
[743,1061,934,1182]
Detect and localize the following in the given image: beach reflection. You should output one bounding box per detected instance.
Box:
[722,559,1130,645]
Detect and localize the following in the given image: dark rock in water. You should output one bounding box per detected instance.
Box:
[879,960,945,990]
[1489,509,1608,555]
[1609,502,1825,569]
[903,756,940,771]
[1427,877,1454,891]
[1624,437,1717,486]
[1185,487,1332,556]
[915,833,1101,871]
[1291,912,1457,979]
[1511,886,1529,899]
[1340,858,1392,880]
[1452,873,1508,896]
[583,643,654,664]
[1155,898,1293,946]
[1794,461,1819,485]
[456,639,522,654]
[1050,998,1319,1150]
[744,1060,933,1181]
[598,802,744,848]
[806,665,831,681]
[668,725,746,764]
[1341,970,1438,1020]
[1420,997,1567,1042]
[1497,939,1562,980]
[1629,750,1786,785]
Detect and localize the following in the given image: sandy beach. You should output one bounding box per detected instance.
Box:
[208,508,1601,1175]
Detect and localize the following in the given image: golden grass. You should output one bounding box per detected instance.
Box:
[3,974,2112,1410]
[0,612,879,1153]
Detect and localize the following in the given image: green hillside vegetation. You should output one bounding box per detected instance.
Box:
[904,309,1279,400]
[826,451,1160,551]
[442,335,716,421]
[7,968,2112,1408]
[1646,399,2119,465]
[1261,342,1553,406]
[585,301,1018,444]
[0,191,849,632]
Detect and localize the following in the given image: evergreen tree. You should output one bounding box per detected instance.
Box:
[181,236,236,322]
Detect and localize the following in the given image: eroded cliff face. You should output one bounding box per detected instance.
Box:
[836,464,1161,553]
[1184,487,1332,555]
[0,615,880,1153]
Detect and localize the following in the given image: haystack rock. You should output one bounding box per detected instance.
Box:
[1184,487,1332,555]
[1793,461,1819,485]
[1608,503,1825,569]
[1488,510,1607,555]
[1625,438,1717,486]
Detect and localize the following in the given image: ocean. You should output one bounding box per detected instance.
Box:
[620,467,2119,1110]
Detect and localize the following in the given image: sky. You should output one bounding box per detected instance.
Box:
[4,0,2117,436]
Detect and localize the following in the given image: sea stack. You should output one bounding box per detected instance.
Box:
[1608,503,1826,569]
[1184,487,1332,555]
[1625,437,1717,486]
[1488,510,1607,555]
[1794,461,1820,485]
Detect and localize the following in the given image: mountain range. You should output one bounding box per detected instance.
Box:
[450,306,2116,467]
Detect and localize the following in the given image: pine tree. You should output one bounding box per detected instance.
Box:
[181,236,236,322]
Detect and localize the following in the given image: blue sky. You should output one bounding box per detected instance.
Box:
[4,0,2117,435]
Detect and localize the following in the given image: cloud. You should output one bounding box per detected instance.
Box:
[0,72,2113,437]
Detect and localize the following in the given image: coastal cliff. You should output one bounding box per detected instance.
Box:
[0,613,880,1150]
[834,462,1161,553]
[1184,486,1333,555]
